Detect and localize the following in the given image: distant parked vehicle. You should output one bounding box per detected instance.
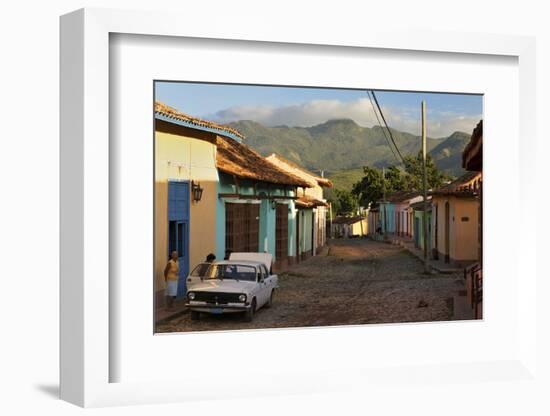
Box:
[185,253,278,322]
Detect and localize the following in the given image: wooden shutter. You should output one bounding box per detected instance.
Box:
[225,203,241,253]
[276,203,288,261]
[226,202,259,253]
[246,204,260,252]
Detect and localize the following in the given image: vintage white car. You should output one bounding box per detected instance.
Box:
[185,253,278,322]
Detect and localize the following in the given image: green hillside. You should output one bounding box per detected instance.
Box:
[428,131,470,177]
[228,119,473,183]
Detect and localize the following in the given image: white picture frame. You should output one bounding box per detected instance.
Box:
[60,8,538,408]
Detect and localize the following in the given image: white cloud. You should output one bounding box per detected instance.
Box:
[208,98,481,138]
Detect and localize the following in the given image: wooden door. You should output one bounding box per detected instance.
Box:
[225,203,260,253]
[275,203,288,263]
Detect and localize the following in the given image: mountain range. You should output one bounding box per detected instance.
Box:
[227,118,473,186]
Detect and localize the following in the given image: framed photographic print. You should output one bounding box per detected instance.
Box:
[60,7,538,408]
[152,82,483,334]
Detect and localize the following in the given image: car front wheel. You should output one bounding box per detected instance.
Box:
[264,290,274,308]
[244,298,256,322]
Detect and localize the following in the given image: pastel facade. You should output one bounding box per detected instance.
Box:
[154,102,309,309]
[377,201,396,234]
[411,200,432,252]
[368,192,422,239]
[462,120,483,318]
[332,215,368,238]
[154,109,225,304]
[214,173,302,271]
[430,171,482,266]
[266,154,333,260]
[215,139,310,271]
[393,193,423,238]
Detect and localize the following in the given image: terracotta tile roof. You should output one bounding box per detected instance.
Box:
[431,171,481,197]
[295,195,329,208]
[383,191,423,203]
[265,154,333,188]
[216,135,310,187]
[155,101,309,187]
[155,101,245,142]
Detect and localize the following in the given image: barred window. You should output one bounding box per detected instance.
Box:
[275,203,288,261]
[225,203,260,253]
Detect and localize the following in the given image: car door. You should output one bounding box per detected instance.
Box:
[259,264,274,306]
[254,265,268,307]
[186,263,211,290]
[264,265,278,292]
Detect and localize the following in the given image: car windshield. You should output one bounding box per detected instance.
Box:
[190,263,211,277]
[205,264,257,282]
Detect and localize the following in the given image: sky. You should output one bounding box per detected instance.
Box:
[155,82,483,138]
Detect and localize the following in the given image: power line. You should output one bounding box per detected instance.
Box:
[366,91,401,166]
[370,90,406,163]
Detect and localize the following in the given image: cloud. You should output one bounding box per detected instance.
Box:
[208,98,481,138]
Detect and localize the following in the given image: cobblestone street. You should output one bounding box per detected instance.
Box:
[156,239,466,333]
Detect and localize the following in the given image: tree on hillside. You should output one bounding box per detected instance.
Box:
[402,152,449,190]
[385,166,407,193]
[334,189,359,216]
[351,152,449,207]
[351,166,384,208]
[352,165,409,208]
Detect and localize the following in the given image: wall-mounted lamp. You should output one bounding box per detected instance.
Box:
[270,200,277,210]
[191,180,204,203]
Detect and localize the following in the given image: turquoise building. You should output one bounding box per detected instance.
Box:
[214,134,309,270]
[378,201,397,234]
[411,200,432,252]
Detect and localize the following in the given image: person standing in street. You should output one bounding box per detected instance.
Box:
[164,250,179,311]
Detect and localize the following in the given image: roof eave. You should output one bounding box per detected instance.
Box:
[155,112,244,143]
[217,166,308,188]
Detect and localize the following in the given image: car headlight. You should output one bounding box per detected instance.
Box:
[238,294,247,302]
[188,292,195,300]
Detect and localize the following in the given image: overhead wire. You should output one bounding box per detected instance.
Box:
[366,90,402,166]
[369,90,406,164]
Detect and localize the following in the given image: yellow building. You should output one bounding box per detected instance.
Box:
[154,102,309,310]
[154,102,245,308]
[462,120,483,319]
[332,216,368,238]
[431,171,482,267]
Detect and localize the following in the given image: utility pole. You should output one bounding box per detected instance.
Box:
[421,101,430,273]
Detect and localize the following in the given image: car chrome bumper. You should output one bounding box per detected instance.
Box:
[185,302,251,313]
